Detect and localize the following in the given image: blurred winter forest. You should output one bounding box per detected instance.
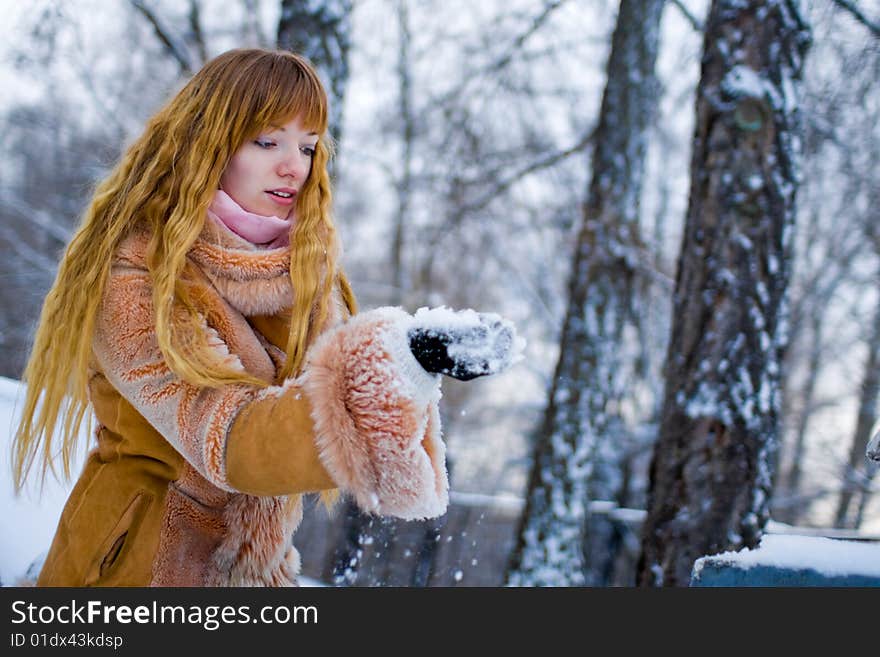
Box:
[1,0,878,586]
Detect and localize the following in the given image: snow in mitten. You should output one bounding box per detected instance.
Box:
[407,306,524,381]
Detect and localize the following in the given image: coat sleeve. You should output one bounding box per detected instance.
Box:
[93,269,447,519]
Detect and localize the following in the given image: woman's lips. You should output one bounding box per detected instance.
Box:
[265,189,295,206]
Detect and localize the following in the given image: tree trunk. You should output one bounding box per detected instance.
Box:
[277,0,353,144]
[637,0,811,587]
[506,0,665,587]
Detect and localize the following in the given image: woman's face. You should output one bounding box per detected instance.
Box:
[220,116,319,219]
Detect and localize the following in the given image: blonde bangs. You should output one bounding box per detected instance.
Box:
[248,53,328,138]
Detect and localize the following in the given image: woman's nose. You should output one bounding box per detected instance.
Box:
[277,150,309,179]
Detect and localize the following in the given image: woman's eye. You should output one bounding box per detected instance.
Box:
[301,145,316,157]
[254,139,276,149]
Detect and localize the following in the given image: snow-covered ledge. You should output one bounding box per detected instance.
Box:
[691,535,880,587]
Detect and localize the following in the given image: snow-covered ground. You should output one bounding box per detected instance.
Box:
[0,376,82,585]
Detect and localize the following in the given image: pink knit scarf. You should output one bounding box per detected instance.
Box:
[208,190,291,248]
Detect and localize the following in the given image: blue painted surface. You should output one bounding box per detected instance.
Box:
[691,562,880,587]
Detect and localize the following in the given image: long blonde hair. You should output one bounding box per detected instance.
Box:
[13,49,357,489]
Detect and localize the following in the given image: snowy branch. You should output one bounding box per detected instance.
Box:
[0,223,58,274]
[431,0,569,109]
[462,129,594,216]
[241,0,268,47]
[670,0,703,32]
[129,0,193,74]
[2,197,73,245]
[831,0,880,37]
[188,0,208,65]
[489,0,569,73]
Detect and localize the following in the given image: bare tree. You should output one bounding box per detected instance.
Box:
[277,0,353,144]
[0,101,119,378]
[506,0,666,587]
[774,205,866,523]
[834,273,880,528]
[772,3,880,524]
[834,124,880,527]
[390,0,415,308]
[637,0,811,587]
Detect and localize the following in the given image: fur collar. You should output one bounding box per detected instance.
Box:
[189,215,294,316]
[115,216,294,317]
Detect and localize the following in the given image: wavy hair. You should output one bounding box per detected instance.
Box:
[13,49,357,489]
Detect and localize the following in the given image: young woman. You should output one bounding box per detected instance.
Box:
[12,49,513,586]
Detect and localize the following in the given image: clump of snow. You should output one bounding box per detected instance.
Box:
[693,534,880,578]
[721,65,767,100]
[410,306,526,376]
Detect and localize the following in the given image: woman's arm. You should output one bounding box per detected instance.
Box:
[93,269,447,519]
[227,307,448,520]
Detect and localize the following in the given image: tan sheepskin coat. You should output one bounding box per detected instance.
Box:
[37,218,448,586]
